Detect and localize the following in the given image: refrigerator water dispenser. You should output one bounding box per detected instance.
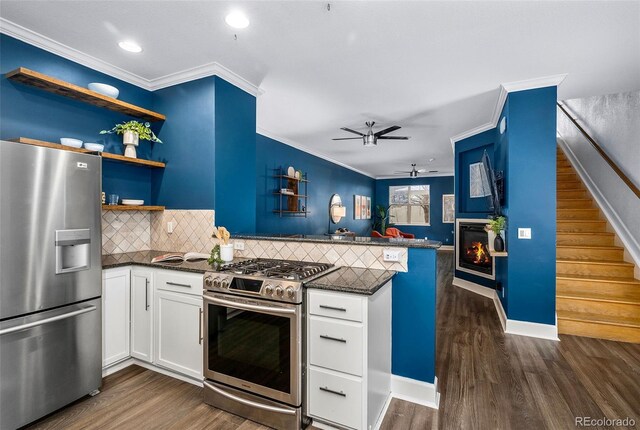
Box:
[55,229,91,274]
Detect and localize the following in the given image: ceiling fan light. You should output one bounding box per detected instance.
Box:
[363,135,376,147]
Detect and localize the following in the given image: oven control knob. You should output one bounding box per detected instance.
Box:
[275,286,284,297]
[286,287,295,299]
[264,284,274,295]
[221,279,230,289]
[205,276,213,287]
[213,277,221,288]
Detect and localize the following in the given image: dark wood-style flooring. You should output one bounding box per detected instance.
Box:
[26,251,640,429]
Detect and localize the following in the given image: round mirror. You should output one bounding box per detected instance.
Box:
[329,194,345,224]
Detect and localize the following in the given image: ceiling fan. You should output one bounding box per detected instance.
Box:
[332,121,409,147]
[394,164,438,178]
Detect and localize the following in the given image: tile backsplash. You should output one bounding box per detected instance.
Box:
[234,239,409,272]
[101,210,151,254]
[151,210,216,253]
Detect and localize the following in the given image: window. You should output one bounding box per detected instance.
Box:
[389,185,430,226]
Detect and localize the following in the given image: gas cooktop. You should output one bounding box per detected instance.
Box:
[204,258,337,303]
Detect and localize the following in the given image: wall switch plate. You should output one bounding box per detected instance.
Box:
[518,228,532,239]
[234,241,245,251]
[383,248,401,262]
[167,221,174,234]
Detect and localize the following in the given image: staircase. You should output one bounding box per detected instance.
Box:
[556,148,640,343]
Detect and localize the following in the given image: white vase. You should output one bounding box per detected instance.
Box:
[123,130,139,159]
[220,244,234,262]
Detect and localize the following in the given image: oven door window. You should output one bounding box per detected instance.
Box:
[207,301,291,394]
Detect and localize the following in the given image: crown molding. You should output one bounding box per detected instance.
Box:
[0,18,263,96]
[375,172,454,180]
[449,73,568,151]
[256,127,375,179]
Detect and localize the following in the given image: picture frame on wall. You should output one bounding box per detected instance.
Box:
[442,194,455,223]
[361,196,367,220]
[366,196,371,219]
[354,195,361,219]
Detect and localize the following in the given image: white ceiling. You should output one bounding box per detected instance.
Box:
[1,1,639,178]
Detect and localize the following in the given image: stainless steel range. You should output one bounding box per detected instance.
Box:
[202,259,337,430]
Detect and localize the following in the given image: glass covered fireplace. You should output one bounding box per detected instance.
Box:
[456,220,494,279]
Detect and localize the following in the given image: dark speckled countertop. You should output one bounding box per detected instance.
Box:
[102,251,395,295]
[234,234,441,249]
[305,266,396,295]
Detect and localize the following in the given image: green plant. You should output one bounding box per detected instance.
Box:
[100,120,162,143]
[487,216,506,235]
[208,244,224,266]
[372,204,394,235]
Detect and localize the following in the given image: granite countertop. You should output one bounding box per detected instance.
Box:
[305,266,396,295]
[102,250,240,274]
[234,234,441,249]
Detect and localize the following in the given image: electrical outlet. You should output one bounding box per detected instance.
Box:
[167,221,174,234]
[518,228,532,239]
[234,241,245,251]
[383,249,401,262]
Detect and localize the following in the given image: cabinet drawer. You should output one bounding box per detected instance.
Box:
[308,290,363,322]
[155,270,203,296]
[309,367,362,429]
[309,317,363,376]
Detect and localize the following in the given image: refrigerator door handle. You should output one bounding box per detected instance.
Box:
[0,305,97,336]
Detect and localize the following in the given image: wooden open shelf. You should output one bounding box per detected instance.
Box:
[6,67,166,122]
[272,210,310,214]
[103,205,165,211]
[10,138,166,168]
[273,175,309,183]
[273,192,308,198]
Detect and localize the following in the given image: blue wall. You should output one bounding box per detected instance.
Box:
[256,134,375,236]
[374,176,455,244]
[392,248,437,383]
[151,77,216,209]
[214,78,257,234]
[0,34,158,203]
[500,88,557,325]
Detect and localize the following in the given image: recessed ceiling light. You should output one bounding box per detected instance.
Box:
[118,40,142,53]
[225,11,250,29]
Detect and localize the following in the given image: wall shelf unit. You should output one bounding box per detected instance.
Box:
[102,205,165,211]
[9,138,166,168]
[273,168,309,217]
[6,68,166,122]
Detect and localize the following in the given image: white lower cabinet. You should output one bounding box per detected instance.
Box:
[307,284,392,430]
[102,266,203,381]
[102,268,131,367]
[130,268,153,363]
[154,288,203,380]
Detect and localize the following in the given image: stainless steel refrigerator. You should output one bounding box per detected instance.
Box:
[0,140,102,429]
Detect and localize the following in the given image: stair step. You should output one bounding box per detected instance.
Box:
[557,208,601,220]
[556,199,593,209]
[557,160,572,168]
[557,259,635,278]
[558,181,584,190]
[557,311,640,343]
[557,166,575,174]
[556,245,624,261]
[557,274,640,296]
[557,189,587,199]
[557,295,639,318]
[557,173,579,182]
[556,232,615,246]
[557,220,607,232]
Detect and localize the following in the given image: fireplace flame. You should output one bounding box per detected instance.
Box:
[465,241,490,265]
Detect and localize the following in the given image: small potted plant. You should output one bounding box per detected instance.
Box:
[487,216,507,252]
[100,120,162,159]
[211,226,233,263]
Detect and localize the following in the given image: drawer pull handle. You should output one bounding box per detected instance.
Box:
[167,281,191,288]
[320,334,347,343]
[319,305,346,312]
[319,386,346,397]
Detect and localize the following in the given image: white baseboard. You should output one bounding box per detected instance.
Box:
[390,375,439,409]
[453,276,495,298]
[373,392,394,430]
[505,318,559,341]
[102,358,203,387]
[493,291,507,331]
[439,245,454,251]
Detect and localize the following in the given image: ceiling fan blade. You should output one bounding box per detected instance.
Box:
[340,127,365,136]
[416,169,427,173]
[332,137,363,140]
[374,125,401,137]
[394,171,412,174]
[377,136,409,140]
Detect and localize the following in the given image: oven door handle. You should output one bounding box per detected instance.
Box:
[203,295,297,315]
[203,381,296,416]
